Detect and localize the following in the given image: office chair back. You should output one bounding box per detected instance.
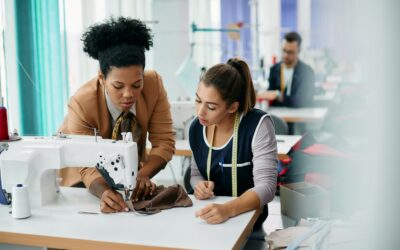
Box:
[270,114,289,135]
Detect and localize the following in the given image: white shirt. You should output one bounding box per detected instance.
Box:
[283,66,294,96]
[105,88,136,126]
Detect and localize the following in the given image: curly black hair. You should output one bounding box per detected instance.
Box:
[81,16,153,77]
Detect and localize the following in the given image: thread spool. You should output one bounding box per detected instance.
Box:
[12,184,31,219]
[0,107,9,141]
[0,96,9,140]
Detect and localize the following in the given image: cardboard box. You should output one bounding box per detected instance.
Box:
[280,182,330,221]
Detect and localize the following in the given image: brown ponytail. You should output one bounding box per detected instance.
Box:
[200,57,256,114]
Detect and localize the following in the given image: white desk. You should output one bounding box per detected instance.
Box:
[275,135,302,158]
[172,135,301,160]
[314,91,336,102]
[0,187,260,250]
[174,140,192,157]
[268,107,328,123]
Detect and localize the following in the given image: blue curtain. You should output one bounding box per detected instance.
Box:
[310,0,333,49]
[281,0,298,38]
[220,0,252,64]
[14,0,69,135]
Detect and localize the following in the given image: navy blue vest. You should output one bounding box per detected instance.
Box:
[189,109,269,197]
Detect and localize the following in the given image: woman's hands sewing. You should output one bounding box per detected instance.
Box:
[90,155,165,213]
[93,175,156,213]
[89,177,129,213]
[130,155,165,201]
[131,175,156,201]
[194,181,215,200]
[100,189,129,213]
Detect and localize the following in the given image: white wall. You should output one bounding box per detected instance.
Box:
[256,0,281,72]
[151,0,190,101]
[297,0,311,49]
[2,0,20,132]
[189,0,221,69]
[151,0,223,101]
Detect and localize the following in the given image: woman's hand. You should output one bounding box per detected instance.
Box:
[100,189,129,213]
[130,155,164,201]
[131,175,156,201]
[257,90,279,101]
[195,191,261,225]
[194,181,215,200]
[195,203,232,224]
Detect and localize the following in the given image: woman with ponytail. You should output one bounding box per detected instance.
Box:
[189,58,277,227]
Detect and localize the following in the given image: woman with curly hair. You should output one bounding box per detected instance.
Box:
[59,17,175,213]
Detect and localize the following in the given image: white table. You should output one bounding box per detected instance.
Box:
[174,140,193,157]
[314,91,336,102]
[268,107,328,123]
[275,135,302,158]
[0,187,260,250]
[172,135,301,160]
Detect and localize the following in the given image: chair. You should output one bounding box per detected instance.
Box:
[270,114,289,135]
[183,165,193,194]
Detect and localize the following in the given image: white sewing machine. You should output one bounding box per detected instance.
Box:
[169,101,196,140]
[0,134,138,208]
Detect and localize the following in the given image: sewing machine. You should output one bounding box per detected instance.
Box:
[169,101,196,140]
[0,134,138,208]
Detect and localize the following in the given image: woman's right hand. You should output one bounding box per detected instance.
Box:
[100,189,129,213]
[194,181,215,200]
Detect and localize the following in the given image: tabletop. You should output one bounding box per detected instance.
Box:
[0,187,260,250]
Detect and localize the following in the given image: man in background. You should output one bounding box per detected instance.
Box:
[259,32,315,107]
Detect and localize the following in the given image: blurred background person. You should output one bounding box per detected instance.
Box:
[258,32,315,108]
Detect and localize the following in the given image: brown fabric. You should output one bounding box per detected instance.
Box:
[131,184,192,214]
[58,70,175,187]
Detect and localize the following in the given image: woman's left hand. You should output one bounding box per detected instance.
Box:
[195,203,232,224]
[131,175,156,201]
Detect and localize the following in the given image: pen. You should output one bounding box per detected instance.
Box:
[78,211,99,215]
[219,157,224,174]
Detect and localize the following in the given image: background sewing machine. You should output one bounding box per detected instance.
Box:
[0,134,138,208]
[169,101,196,140]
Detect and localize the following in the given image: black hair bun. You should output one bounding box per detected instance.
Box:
[82,16,153,60]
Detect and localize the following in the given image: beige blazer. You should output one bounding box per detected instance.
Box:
[59,70,175,187]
